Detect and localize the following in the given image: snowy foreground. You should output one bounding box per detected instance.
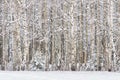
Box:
[0,71,120,80]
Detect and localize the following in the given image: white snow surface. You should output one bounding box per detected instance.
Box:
[0,71,120,80]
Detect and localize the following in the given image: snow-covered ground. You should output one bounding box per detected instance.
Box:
[0,71,120,80]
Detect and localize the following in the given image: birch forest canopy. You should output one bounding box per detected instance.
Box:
[0,0,120,71]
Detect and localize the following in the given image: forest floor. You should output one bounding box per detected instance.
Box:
[0,71,119,80]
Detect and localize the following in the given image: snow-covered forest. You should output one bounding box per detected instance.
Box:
[0,0,120,71]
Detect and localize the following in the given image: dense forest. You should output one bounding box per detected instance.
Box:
[0,0,120,71]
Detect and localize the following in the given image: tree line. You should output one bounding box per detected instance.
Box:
[0,0,120,71]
